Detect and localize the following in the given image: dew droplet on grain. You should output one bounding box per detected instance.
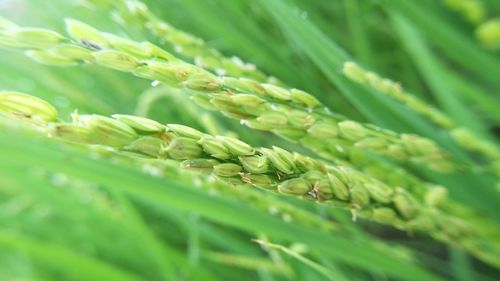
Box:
[335,144,344,153]
[142,164,163,177]
[282,213,292,222]
[216,69,226,76]
[174,45,183,52]
[268,206,279,215]
[51,173,69,187]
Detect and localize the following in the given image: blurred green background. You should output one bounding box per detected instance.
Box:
[0,0,499,280]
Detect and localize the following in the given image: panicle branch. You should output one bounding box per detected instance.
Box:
[0,17,459,173]
[2,91,499,268]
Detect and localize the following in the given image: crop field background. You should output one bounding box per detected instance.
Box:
[0,0,499,280]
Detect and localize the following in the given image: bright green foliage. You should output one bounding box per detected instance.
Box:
[0,0,499,280]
